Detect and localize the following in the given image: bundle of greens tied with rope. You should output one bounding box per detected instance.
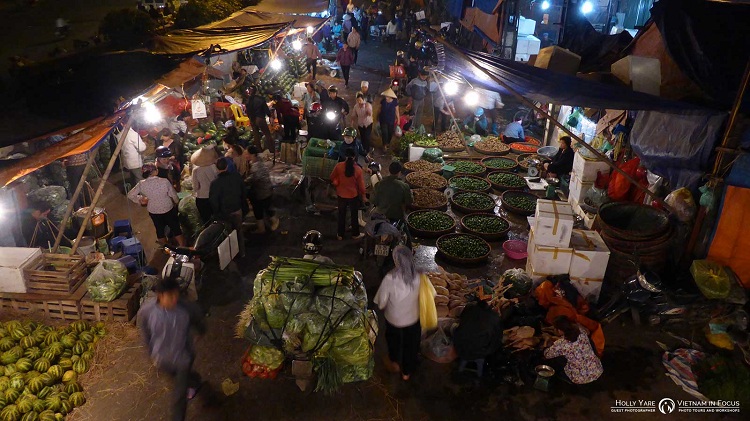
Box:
[236,257,378,394]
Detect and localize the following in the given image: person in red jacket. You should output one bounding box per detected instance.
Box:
[330,148,366,240]
[336,43,355,88]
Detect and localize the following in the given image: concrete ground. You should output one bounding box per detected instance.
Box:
[62,37,745,421]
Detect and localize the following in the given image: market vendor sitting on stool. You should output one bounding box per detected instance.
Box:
[543,136,575,178]
[503,116,525,143]
[463,107,489,136]
[302,230,335,264]
[543,316,603,385]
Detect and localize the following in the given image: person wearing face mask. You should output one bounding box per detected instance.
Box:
[350,92,374,152]
[463,107,489,136]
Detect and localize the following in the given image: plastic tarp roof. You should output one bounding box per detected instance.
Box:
[152,23,289,55]
[155,58,225,89]
[249,0,329,14]
[203,10,326,30]
[0,113,124,187]
[441,47,713,112]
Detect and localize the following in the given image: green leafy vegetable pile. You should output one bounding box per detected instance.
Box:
[86,260,129,302]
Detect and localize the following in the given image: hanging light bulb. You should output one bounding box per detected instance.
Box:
[581,1,594,14]
[443,81,459,96]
[142,102,162,124]
[464,91,480,106]
[541,1,550,10]
[269,59,282,70]
[292,39,302,50]
[306,26,314,35]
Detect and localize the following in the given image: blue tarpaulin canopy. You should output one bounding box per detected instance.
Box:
[440,47,713,112]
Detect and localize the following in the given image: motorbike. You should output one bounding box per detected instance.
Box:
[362,212,412,276]
[513,101,547,130]
[161,220,232,301]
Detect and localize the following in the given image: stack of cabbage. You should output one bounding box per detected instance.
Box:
[0,320,105,421]
[237,257,377,391]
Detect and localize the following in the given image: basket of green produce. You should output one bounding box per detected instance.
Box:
[450,191,496,214]
[481,156,517,171]
[460,213,510,241]
[406,210,456,238]
[436,233,491,265]
[403,159,443,173]
[449,175,492,193]
[501,191,539,216]
[487,171,527,192]
[409,188,448,210]
[405,171,448,190]
[414,138,439,148]
[449,160,486,176]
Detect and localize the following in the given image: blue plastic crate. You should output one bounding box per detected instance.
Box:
[110,236,128,253]
[113,219,133,238]
[121,237,142,255]
[117,255,138,273]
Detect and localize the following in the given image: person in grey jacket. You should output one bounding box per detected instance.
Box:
[137,278,206,421]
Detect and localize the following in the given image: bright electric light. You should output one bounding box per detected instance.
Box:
[541,1,550,10]
[443,81,459,96]
[307,26,314,34]
[464,91,479,106]
[326,111,336,120]
[142,102,162,124]
[269,59,282,70]
[292,40,302,50]
[581,1,593,14]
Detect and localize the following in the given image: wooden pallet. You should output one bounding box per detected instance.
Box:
[23,253,88,296]
[79,283,142,322]
[0,283,86,321]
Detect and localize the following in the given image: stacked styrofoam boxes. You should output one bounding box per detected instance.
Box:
[568,230,610,303]
[568,150,611,228]
[526,199,575,284]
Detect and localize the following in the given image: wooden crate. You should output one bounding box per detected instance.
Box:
[24,253,88,296]
[0,284,86,321]
[80,283,142,322]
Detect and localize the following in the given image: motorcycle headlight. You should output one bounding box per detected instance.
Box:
[326,111,336,121]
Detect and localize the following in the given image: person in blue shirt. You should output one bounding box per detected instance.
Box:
[503,117,525,143]
[337,127,371,165]
[463,107,489,136]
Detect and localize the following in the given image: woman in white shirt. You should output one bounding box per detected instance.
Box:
[350,92,373,152]
[127,163,185,247]
[374,245,420,380]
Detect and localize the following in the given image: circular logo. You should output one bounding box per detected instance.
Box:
[659,398,676,414]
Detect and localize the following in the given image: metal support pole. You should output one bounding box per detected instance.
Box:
[70,116,133,254]
[51,150,100,252]
[435,37,672,212]
[710,58,750,178]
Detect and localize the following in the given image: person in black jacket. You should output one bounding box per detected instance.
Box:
[209,157,248,257]
[545,136,575,178]
[244,85,275,156]
[453,300,503,376]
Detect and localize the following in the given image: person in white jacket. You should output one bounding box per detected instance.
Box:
[119,127,147,184]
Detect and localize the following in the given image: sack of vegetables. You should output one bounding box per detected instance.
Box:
[86,260,129,302]
[236,257,377,391]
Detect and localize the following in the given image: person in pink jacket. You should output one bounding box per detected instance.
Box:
[336,43,355,88]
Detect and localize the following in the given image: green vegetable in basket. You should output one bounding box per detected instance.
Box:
[439,235,490,258]
[450,176,490,192]
[504,194,537,211]
[463,215,509,234]
[408,211,454,232]
[452,161,484,174]
[453,192,495,210]
[489,172,526,187]
[483,158,516,170]
[86,260,128,302]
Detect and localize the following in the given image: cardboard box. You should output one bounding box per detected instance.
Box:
[568,171,594,204]
[0,247,42,293]
[570,278,604,304]
[569,230,610,282]
[518,16,537,36]
[572,149,611,182]
[533,199,575,247]
[611,55,661,96]
[516,35,541,55]
[528,226,573,276]
[515,53,531,63]
[525,260,548,286]
[534,46,581,75]
[569,199,595,229]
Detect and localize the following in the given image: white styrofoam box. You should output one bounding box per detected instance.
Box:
[528,226,573,276]
[408,146,426,162]
[0,247,42,293]
[572,149,611,182]
[515,53,531,63]
[571,278,604,304]
[292,82,307,100]
[516,35,541,55]
[526,260,547,286]
[518,16,537,36]
[533,199,575,247]
[569,229,610,282]
[569,199,595,229]
[568,171,594,204]
[611,55,661,96]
